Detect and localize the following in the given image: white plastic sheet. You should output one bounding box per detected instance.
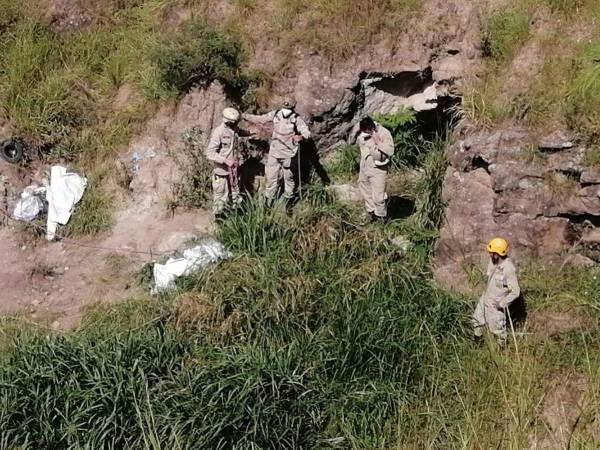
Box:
[13,185,46,222]
[153,239,232,292]
[46,166,87,241]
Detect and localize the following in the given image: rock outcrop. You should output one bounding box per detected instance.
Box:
[435,126,600,290]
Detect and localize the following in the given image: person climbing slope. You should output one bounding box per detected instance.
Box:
[473,238,521,341]
[243,98,311,204]
[205,107,243,220]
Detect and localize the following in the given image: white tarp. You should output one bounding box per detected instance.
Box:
[46,166,87,241]
[13,185,46,222]
[153,239,232,292]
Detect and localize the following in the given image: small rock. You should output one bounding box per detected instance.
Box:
[64,266,69,271]
[21,245,26,251]
[539,130,576,152]
[582,228,600,244]
[51,321,60,330]
[562,254,596,268]
[31,299,41,306]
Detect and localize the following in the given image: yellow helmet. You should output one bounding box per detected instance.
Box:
[487,238,508,256]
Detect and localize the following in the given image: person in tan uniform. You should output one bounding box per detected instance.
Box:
[473,238,521,340]
[356,117,395,222]
[205,107,242,219]
[243,98,311,203]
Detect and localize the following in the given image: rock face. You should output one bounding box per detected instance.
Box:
[251,0,481,150]
[127,82,227,207]
[435,126,599,289]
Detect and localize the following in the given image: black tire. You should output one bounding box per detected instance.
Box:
[0,139,25,164]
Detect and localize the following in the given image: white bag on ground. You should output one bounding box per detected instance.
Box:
[153,239,232,292]
[13,185,46,222]
[46,166,87,241]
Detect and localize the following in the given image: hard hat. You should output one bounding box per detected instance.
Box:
[282,97,297,109]
[222,107,240,123]
[487,238,509,256]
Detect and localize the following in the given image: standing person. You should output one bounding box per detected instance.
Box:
[473,238,521,341]
[243,98,311,204]
[205,107,242,220]
[356,117,395,223]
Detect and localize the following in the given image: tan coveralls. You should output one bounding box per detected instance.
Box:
[245,110,311,200]
[357,123,395,218]
[204,122,241,215]
[472,257,521,338]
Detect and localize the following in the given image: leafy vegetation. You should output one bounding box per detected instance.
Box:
[153,20,246,95]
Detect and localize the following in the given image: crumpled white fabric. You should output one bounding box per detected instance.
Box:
[13,185,47,222]
[46,166,87,241]
[153,239,232,292]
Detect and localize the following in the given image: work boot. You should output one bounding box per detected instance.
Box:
[372,214,387,224]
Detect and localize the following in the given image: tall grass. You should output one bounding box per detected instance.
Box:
[232,0,423,60]
[4,204,600,447]
[0,193,471,448]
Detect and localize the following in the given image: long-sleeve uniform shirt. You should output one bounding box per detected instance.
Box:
[482,258,521,309]
[473,256,521,337]
[356,123,395,169]
[204,122,238,177]
[245,110,311,159]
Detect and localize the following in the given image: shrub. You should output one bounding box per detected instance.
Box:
[482,8,531,61]
[153,20,246,95]
[169,126,214,210]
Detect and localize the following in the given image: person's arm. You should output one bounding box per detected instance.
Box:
[242,110,276,125]
[204,128,226,164]
[295,116,311,140]
[375,126,395,155]
[499,264,521,308]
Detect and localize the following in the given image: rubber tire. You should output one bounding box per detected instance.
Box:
[0,139,24,164]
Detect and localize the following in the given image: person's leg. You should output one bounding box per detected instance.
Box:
[370,168,387,219]
[230,175,242,208]
[358,165,375,215]
[281,158,295,200]
[212,174,229,218]
[472,298,486,338]
[264,155,281,202]
[486,305,507,341]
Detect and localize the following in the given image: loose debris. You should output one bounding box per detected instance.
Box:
[153,239,232,292]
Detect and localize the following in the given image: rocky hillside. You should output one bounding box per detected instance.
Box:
[0,0,600,448]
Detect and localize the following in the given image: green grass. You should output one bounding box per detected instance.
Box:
[482,7,531,61]
[3,196,600,447]
[63,180,113,236]
[231,0,423,61]
[465,1,600,142]
[0,193,471,448]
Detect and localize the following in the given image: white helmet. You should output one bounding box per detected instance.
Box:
[222,107,240,123]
